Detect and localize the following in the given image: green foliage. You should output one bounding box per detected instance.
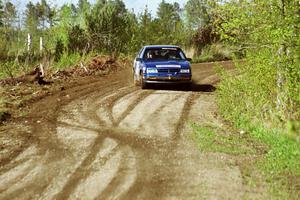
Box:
[155,1,184,44]
[36,0,52,30]
[191,118,300,199]
[238,120,300,199]
[192,43,233,63]
[184,0,211,29]
[76,0,91,28]
[3,1,16,28]
[67,25,88,54]
[192,25,219,49]
[25,2,39,33]
[0,0,203,68]
[54,52,81,70]
[214,2,300,195]
[85,0,132,54]
[0,61,20,78]
[215,0,300,128]
[157,1,180,32]
[0,35,8,60]
[134,7,156,46]
[52,4,77,48]
[54,39,65,62]
[191,124,255,155]
[217,51,278,124]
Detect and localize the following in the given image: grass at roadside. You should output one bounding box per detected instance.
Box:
[238,121,300,199]
[191,124,256,155]
[191,122,300,199]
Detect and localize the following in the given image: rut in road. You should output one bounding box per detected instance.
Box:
[0,85,203,200]
[1,62,257,200]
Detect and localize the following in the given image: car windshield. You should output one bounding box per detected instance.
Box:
[143,48,186,61]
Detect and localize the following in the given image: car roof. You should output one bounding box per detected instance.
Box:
[143,45,180,49]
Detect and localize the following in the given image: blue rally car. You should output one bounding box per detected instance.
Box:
[133,45,192,89]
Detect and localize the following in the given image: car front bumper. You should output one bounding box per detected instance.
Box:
[143,76,192,84]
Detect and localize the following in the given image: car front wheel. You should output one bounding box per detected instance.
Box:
[133,72,140,86]
[140,73,147,89]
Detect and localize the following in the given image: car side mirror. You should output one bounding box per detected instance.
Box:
[186,58,192,62]
[136,58,142,61]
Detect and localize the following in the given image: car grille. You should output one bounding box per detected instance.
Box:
[157,69,180,73]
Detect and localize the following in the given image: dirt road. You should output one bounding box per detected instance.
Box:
[0,62,259,200]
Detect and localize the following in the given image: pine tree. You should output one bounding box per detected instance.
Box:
[25,2,39,33]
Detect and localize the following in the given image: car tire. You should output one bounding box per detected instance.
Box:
[182,83,191,91]
[133,73,140,86]
[139,72,147,89]
[141,80,148,89]
[140,78,147,89]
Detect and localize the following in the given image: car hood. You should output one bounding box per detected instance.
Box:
[144,60,190,68]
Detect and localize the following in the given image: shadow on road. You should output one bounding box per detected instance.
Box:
[145,83,216,92]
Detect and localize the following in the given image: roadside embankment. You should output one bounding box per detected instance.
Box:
[0,55,130,124]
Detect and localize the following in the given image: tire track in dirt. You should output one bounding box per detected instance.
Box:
[0,153,57,200]
[95,146,137,200]
[0,145,37,177]
[172,93,198,141]
[105,91,196,200]
[50,88,195,199]
[96,87,138,126]
[57,85,131,130]
[0,75,130,199]
[27,88,192,199]
[53,121,171,151]
[134,93,182,133]
[112,90,155,126]
[49,86,141,200]
[118,92,176,138]
[54,138,122,200]
[0,158,36,194]
[0,62,257,200]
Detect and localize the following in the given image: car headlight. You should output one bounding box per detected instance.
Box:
[146,68,158,73]
[180,69,190,73]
